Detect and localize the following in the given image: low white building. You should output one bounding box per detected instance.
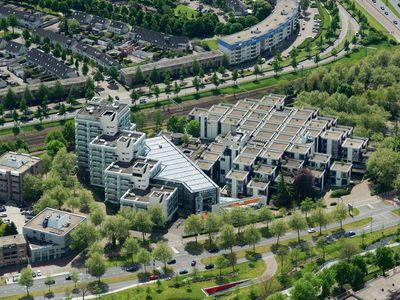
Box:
[22,208,86,263]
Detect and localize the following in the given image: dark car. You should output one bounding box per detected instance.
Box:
[126,266,138,272]
[179,269,188,275]
[191,260,196,267]
[0,206,5,212]
[167,259,176,265]
[208,248,219,253]
[65,273,72,280]
[205,264,214,270]
[344,231,356,237]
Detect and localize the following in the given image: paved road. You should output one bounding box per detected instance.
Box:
[356,0,400,41]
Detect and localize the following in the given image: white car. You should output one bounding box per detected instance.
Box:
[0,213,7,217]
[308,228,316,233]
[36,270,41,277]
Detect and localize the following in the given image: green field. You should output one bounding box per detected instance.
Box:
[174,5,197,19]
[205,39,218,50]
[385,0,400,19]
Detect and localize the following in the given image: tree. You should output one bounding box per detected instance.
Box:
[22,174,43,203]
[192,76,201,93]
[288,211,307,242]
[317,268,336,298]
[375,246,395,275]
[150,67,158,82]
[86,252,106,283]
[271,219,288,245]
[93,70,104,85]
[291,48,298,70]
[311,207,330,235]
[148,204,167,227]
[59,103,66,119]
[253,64,261,80]
[232,69,238,86]
[266,293,287,300]
[101,215,130,246]
[90,206,105,226]
[300,0,310,11]
[108,66,119,80]
[67,19,81,35]
[133,210,153,242]
[7,13,18,34]
[152,110,164,131]
[130,89,139,106]
[204,212,220,244]
[244,224,261,253]
[211,72,220,91]
[339,240,359,260]
[300,198,314,219]
[366,148,400,191]
[23,86,34,106]
[0,104,4,122]
[0,18,9,37]
[273,173,292,207]
[136,248,151,273]
[316,237,326,260]
[173,82,181,99]
[186,120,200,137]
[121,237,139,264]
[62,120,75,147]
[184,214,203,243]
[71,271,79,288]
[290,277,317,300]
[82,63,89,76]
[5,88,16,110]
[70,223,100,254]
[132,112,146,131]
[45,275,55,293]
[215,255,230,276]
[228,207,249,235]
[218,224,236,255]
[18,267,33,297]
[167,115,186,133]
[258,206,274,232]
[153,242,173,270]
[333,202,348,232]
[293,168,315,201]
[334,261,354,287]
[135,67,144,83]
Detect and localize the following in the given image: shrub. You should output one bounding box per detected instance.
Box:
[330,188,350,198]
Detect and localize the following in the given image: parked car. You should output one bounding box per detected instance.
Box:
[32,272,36,278]
[179,269,188,275]
[0,205,6,212]
[205,264,214,270]
[385,11,388,15]
[191,260,196,267]
[0,213,7,217]
[36,270,41,277]
[126,266,138,272]
[344,231,356,237]
[394,20,398,24]
[65,273,72,280]
[167,259,176,265]
[149,274,158,280]
[381,6,385,9]
[308,228,316,233]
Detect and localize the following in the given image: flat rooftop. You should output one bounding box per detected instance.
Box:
[260,149,283,161]
[248,179,269,189]
[331,161,352,173]
[121,185,176,203]
[309,153,331,164]
[219,0,299,46]
[107,157,159,175]
[24,208,86,236]
[146,136,218,193]
[201,151,221,162]
[77,97,128,118]
[287,143,311,155]
[0,234,26,247]
[322,130,343,140]
[196,160,214,171]
[91,131,144,147]
[226,169,249,181]
[255,164,276,174]
[0,152,40,174]
[342,138,366,149]
[282,158,304,169]
[354,271,400,300]
[234,154,255,166]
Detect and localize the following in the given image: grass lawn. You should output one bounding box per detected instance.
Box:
[99,260,265,300]
[0,119,69,137]
[385,0,400,19]
[204,39,218,50]
[392,208,400,217]
[174,4,197,19]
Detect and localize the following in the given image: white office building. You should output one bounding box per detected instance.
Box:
[217,0,299,64]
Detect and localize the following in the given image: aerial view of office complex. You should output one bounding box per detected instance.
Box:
[0,0,400,299]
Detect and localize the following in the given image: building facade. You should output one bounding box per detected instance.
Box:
[0,152,42,203]
[0,234,28,267]
[218,0,299,64]
[22,208,86,263]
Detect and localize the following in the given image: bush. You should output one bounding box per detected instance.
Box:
[330,188,350,198]
[316,257,325,265]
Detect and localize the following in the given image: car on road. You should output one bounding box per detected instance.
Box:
[381,6,385,9]
[384,11,388,15]
[394,20,398,25]
[372,0,376,2]
[179,269,188,275]
[32,272,36,278]
[65,273,72,280]
[167,259,176,265]
[191,260,196,267]
[125,266,138,272]
[36,270,41,277]
[149,274,158,280]
[12,275,19,282]
[0,205,5,212]
[0,213,7,217]
[208,248,219,253]
[308,228,316,233]
[205,264,214,270]
[344,231,356,237]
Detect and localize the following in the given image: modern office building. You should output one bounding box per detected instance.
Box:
[0,152,42,203]
[121,51,223,86]
[189,94,368,199]
[0,234,28,267]
[22,208,86,263]
[76,98,219,215]
[217,0,299,64]
[75,97,132,174]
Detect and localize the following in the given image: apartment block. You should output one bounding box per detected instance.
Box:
[22,208,86,263]
[189,94,368,200]
[217,0,299,64]
[75,97,132,174]
[0,234,27,267]
[0,152,42,203]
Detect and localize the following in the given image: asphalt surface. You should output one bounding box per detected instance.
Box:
[356,0,400,40]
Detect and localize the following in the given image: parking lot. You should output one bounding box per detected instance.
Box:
[1,205,29,234]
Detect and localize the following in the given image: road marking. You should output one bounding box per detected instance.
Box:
[171,247,179,254]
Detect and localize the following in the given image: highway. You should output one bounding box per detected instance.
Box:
[356,0,400,41]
